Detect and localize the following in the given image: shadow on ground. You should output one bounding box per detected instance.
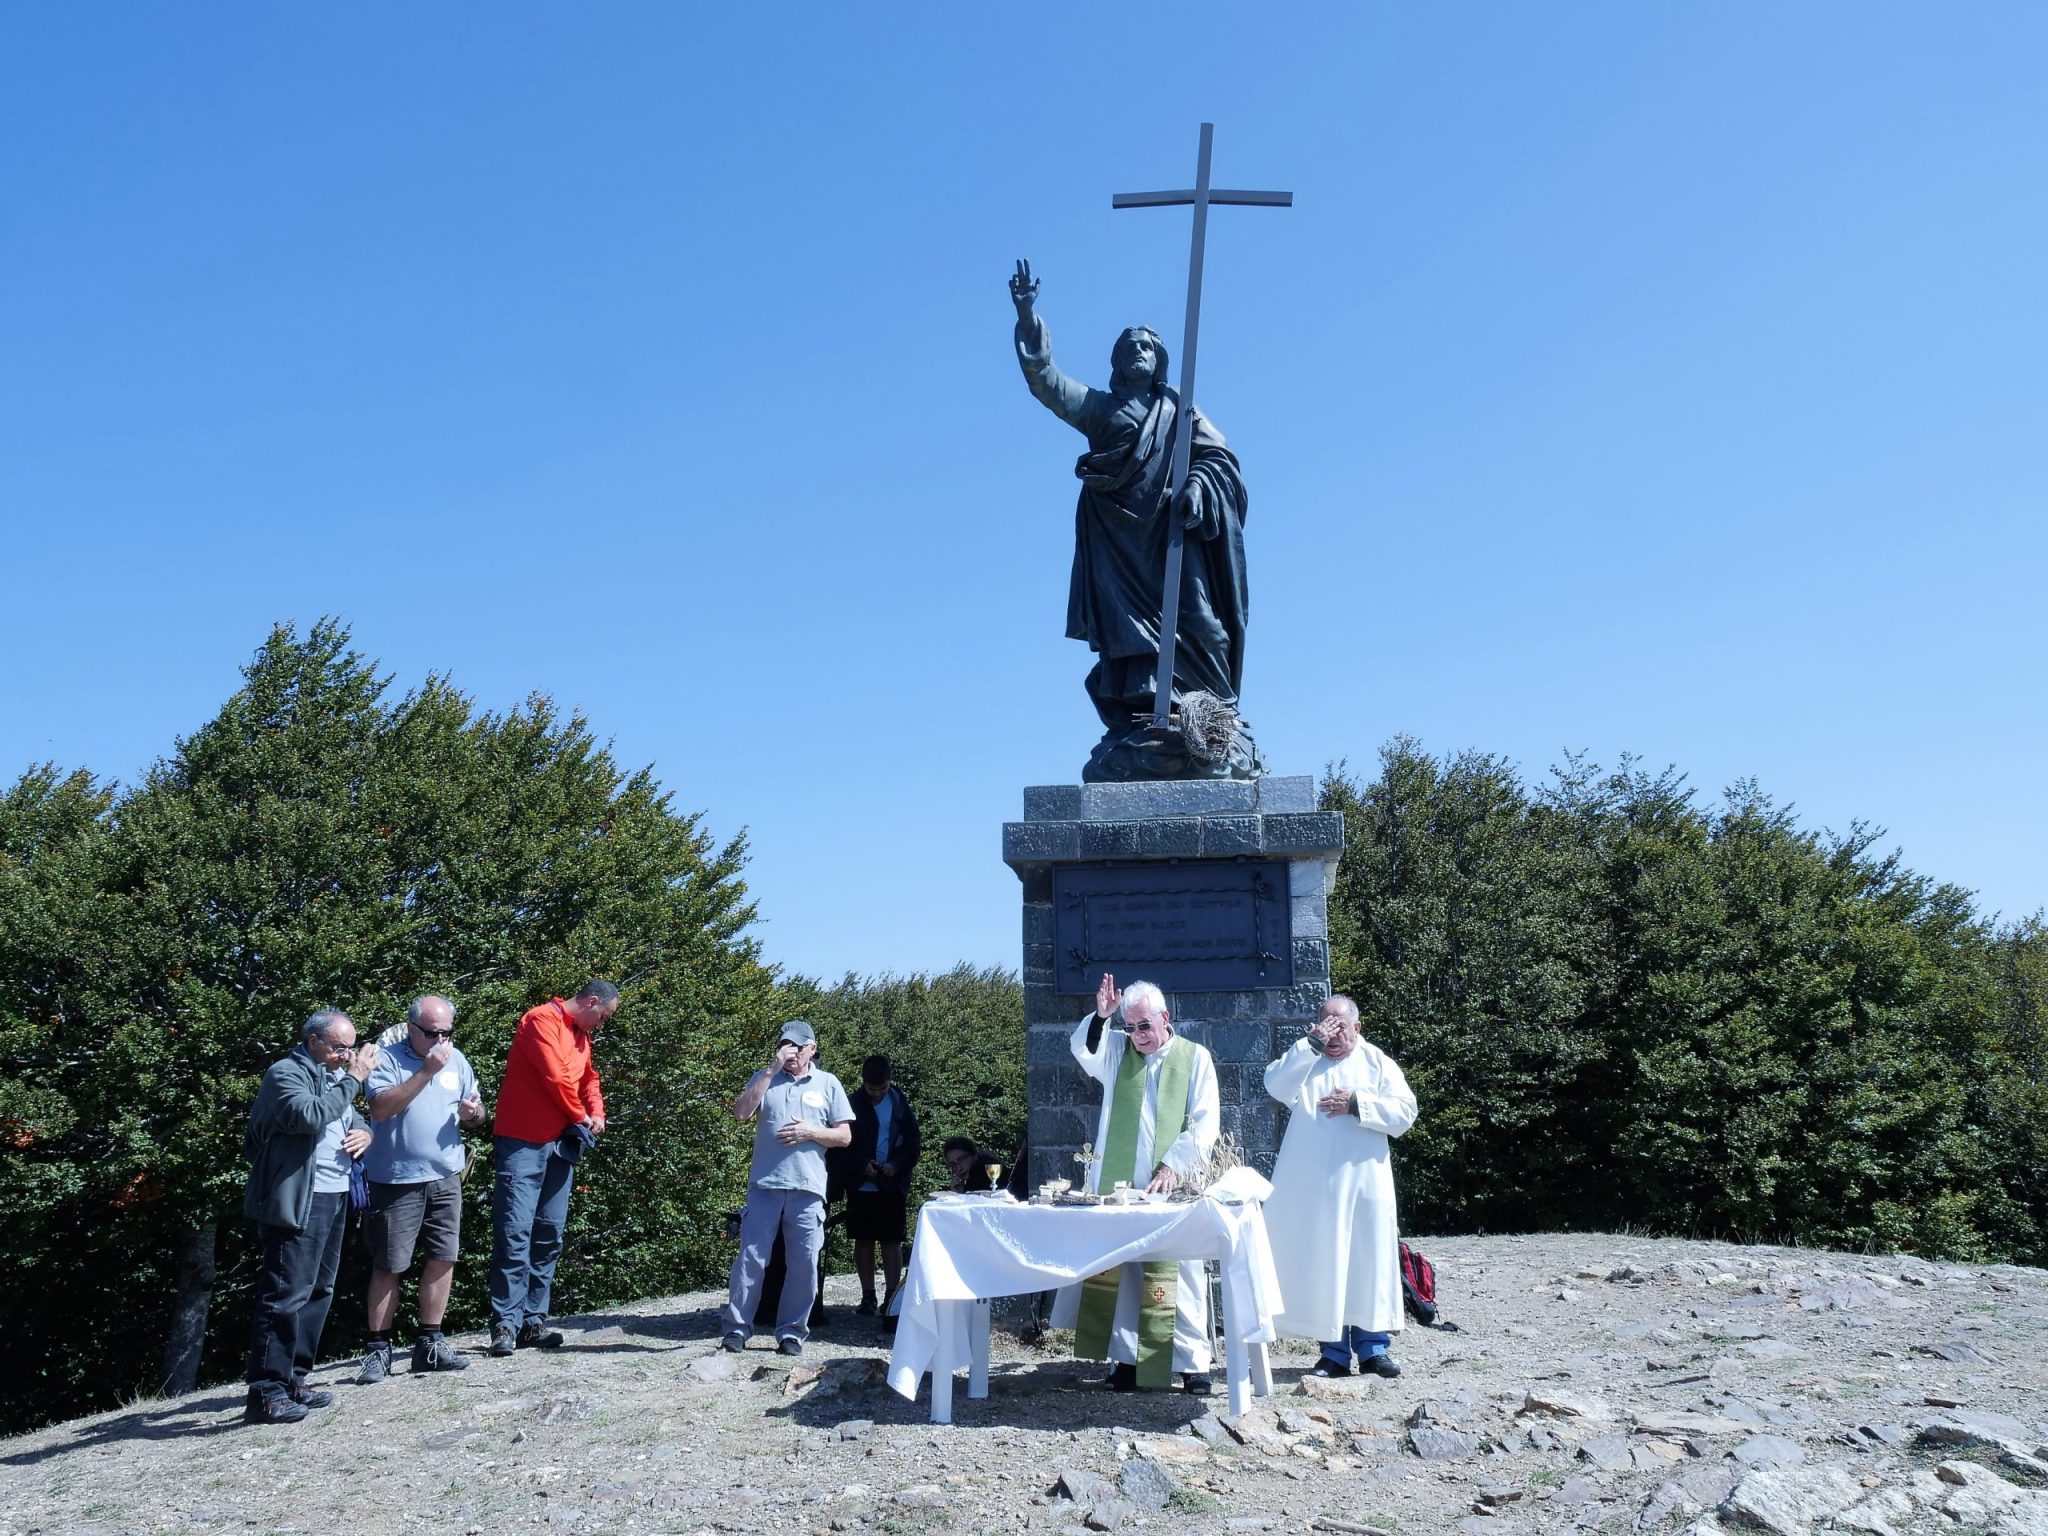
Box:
[0,1391,246,1467]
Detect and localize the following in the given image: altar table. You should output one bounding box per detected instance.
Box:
[886,1178,1282,1422]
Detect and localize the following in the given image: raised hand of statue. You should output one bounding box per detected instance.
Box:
[1009,258,1039,324]
[1095,972,1122,1023]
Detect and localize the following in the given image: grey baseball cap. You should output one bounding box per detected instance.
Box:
[777,1020,816,1049]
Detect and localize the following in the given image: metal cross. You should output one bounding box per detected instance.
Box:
[1113,122,1291,732]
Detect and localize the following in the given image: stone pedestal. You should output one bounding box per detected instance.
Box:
[1002,775,1344,1188]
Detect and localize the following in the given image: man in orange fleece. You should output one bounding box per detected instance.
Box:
[487,980,618,1357]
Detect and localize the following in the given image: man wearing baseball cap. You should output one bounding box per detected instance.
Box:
[723,1020,855,1356]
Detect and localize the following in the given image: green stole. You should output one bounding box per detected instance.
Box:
[1074,1035,1194,1388]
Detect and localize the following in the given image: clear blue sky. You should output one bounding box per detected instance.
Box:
[4,5,2043,981]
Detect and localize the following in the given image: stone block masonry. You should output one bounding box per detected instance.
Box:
[1003,775,1342,1189]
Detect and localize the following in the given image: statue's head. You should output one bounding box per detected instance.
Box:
[1110,327,1169,394]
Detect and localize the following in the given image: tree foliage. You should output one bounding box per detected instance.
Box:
[1324,741,2048,1263]
[0,622,779,1431]
[5,633,2041,1436]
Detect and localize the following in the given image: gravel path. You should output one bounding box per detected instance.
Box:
[4,1232,2046,1536]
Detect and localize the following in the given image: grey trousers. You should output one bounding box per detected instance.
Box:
[724,1187,825,1345]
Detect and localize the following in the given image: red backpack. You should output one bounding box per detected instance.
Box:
[1400,1241,1443,1326]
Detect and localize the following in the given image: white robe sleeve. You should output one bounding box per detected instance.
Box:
[1262,1035,1323,1114]
[1070,1012,1121,1087]
[1351,1047,1418,1138]
[1157,1045,1219,1178]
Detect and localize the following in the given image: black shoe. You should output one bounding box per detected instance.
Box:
[488,1326,518,1358]
[412,1336,469,1373]
[288,1384,333,1409]
[856,1297,877,1317]
[721,1334,746,1353]
[1182,1372,1213,1396]
[1311,1357,1353,1378]
[777,1337,804,1357]
[243,1393,309,1425]
[517,1322,564,1350]
[1361,1353,1402,1379]
[356,1342,393,1385]
[1104,1362,1137,1392]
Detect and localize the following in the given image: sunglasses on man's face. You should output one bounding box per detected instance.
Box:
[413,1025,455,1040]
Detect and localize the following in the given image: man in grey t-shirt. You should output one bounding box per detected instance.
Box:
[722,1020,854,1356]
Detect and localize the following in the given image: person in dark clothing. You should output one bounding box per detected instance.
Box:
[242,1009,377,1425]
[941,1135,1003,1193]
[837,1055,922,1315]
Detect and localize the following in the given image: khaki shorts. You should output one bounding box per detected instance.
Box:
[364,1174,463,1271]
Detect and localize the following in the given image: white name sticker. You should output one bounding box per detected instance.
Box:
[436,1070,461,1092]
[802,1091,827,1109]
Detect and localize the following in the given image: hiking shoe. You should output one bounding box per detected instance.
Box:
[777,1337,804,1357]
[288,1383,334,1409]
[1310,1357,1352,1378]
[1104,1362,1137,1392]
[721,1334,746,1353]
[1361,1353,1402,1379]
[412,1336,469,1373]
[1182,1372,1213,1396]
[488,1326,518,1358]
[242,1393,309,1426]
[517,1322,564,1350]
[356,1342,393,1385]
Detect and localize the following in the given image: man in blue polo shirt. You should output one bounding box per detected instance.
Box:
[355,994,487,1382]
[723,1021,855,1357]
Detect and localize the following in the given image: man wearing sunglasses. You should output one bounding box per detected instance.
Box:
[1053,974,1220,1395]
[355,995,487,1382]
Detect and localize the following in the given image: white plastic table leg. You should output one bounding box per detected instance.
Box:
[929,1300,958,1424]
[1249,1340,1272,1399]
[969,1299,991,1399]
[1224,1330,1250,1416]
[1216,1256,1251,1416]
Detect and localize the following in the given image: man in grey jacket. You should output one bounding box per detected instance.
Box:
[242,1008,377,1425]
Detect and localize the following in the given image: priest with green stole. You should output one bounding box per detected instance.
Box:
[1050,973,1220,1394]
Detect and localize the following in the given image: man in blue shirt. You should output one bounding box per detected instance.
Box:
[355,995,487,1381]
[723,1021,855,1357]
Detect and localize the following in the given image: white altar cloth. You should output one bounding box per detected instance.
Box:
[887,1173,1283,1420]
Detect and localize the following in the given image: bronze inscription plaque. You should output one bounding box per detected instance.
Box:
[1052,861,1293,995]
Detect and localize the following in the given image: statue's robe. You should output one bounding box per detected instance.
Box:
[1049,1014,1220,1379]
[1016,319,1251,729]
[1261,1037,1417,1340]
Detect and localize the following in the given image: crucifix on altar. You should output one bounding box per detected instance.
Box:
[1009,123,1292,783]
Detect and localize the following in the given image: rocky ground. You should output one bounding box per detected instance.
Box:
[4,1233,2047,1536]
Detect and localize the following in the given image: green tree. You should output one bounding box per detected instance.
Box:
[1322,741,2046,1265]
[2,621,778,1431]
[1323,742,1611,1232]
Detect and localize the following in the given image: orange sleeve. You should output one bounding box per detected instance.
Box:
[510,1011,589,1125]
[580,1056,605,1120]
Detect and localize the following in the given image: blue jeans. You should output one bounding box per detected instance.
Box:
[1321,1326,1391,1367]
[246,1191,347,1399]
[490,1135,575,1333]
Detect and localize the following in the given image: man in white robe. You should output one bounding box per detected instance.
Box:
[1050,973,1220,1393]
[1262,994,1418,1378]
